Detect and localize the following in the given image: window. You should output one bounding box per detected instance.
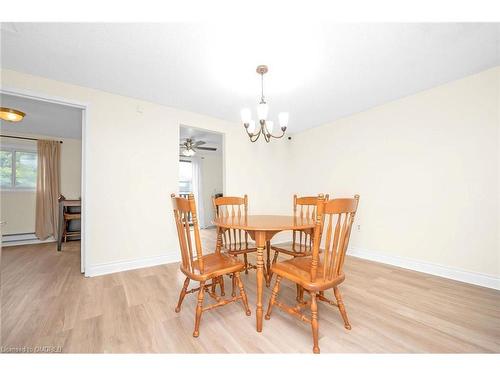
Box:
[0,149,37,190]
[179,160,192,193]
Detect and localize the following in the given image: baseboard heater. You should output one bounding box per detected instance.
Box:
[2,233,38,243]
[2,233,56,245]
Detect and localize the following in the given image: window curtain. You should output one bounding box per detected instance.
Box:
[35,140,61,240]
[191,156,206,228]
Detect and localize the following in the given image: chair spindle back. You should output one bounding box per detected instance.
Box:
[213,195,249,253]
[311,194,359,282]
[171,193,204,274]
[292,194,329,255]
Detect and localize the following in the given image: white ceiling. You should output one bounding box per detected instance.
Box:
[0,94,82,139]
[1,23,499,133]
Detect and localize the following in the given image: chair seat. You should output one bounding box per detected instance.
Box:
[271,256,344,291]
[186,252,245,281]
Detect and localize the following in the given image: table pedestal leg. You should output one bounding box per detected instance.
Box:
[266,240,271,287]
[255,239,265,332]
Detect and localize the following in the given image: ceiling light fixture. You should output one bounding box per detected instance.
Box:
[182,148,196,157]
[240,65,288,143]
[179,138,218,157]
[0,107,25,122]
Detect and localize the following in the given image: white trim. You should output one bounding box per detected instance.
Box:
[85,252,180,277]
[347,246,500,291]
[0,188,37,193]
[80,102,88,274]
[2,234,56,247]
[0,87,88,109]
[2,239,55,247]
[1,86,89,275]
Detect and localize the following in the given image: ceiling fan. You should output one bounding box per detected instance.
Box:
[180,138,217,157]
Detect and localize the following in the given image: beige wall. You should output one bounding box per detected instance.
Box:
[2,67,498,280]
[0,190,36,235]
[1,69,289,269]
[60,138,82,199]
[0,134,82,235]
[289,66,500,278]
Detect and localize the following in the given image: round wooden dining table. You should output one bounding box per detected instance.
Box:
[213,214,316,332]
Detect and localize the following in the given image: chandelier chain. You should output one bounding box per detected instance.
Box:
[261,73,265,103]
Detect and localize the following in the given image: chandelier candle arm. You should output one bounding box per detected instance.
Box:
[240,65,288,143]
[245,123,262,143]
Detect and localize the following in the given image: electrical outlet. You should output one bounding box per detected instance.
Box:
[357,224,361,231]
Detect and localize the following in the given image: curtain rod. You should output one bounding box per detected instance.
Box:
[0,135,63,143]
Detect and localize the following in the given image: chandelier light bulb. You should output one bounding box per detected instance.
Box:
[247,120,256,134]
[241,108,251,124]
[257,102,269,121]
[278,112,289,129]
[182,148,195,157]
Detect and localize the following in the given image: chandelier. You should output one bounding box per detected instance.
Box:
[240,65,288,143]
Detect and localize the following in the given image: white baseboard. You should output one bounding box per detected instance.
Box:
[84,244,500,291]
[85,252,180,277]
[2,233,56,247]
[347,246,500,291]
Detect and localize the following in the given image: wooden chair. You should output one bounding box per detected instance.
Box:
[212,195,257,276]
[265,194,360,353]
[171,193,251,338]
[267,194,329,288]
[58,195,81,242]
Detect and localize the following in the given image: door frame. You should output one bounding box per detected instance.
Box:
[1,86,89,274]
[178,124,226,226]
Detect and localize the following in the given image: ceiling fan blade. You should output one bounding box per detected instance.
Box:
[196,146,217,151]
[193,141,206,146]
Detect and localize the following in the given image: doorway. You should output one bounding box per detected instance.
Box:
[0,89,87,273]
[178,125,224,230]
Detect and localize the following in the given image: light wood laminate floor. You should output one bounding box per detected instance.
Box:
[1,230,499,353]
